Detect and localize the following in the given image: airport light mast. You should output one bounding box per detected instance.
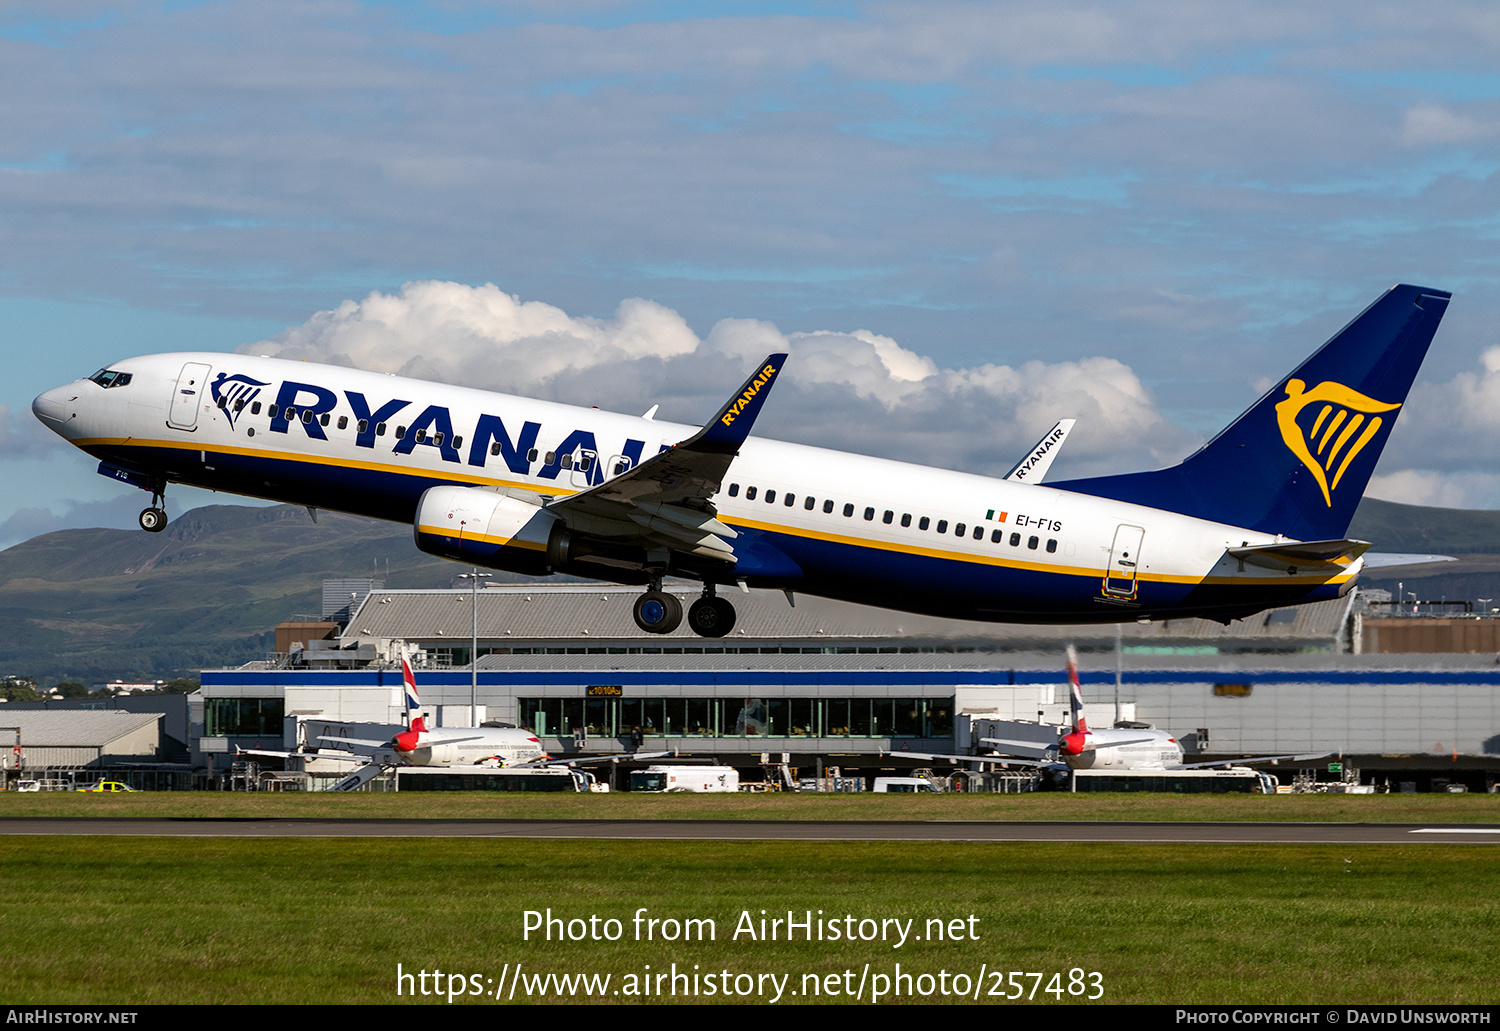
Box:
[458,569,492,727]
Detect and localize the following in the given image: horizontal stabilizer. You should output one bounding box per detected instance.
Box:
[1227,538,1369,573]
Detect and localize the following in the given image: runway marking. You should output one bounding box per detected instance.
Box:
[1410,827,1500,834]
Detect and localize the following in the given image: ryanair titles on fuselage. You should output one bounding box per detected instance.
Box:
[213,370,658,487]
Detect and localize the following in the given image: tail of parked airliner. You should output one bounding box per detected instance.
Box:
[1051,284,1451,542]
[401,654,426,734]
[1058,646,1091,758]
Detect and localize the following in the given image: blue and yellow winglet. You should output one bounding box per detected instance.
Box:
[683,353,788,454]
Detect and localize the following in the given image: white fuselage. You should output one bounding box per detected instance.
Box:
[395,726,548,767]
[1064,728,1185,770]
[32,352,1361,624]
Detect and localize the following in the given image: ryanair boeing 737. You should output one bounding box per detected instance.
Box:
[31,284,1449,638]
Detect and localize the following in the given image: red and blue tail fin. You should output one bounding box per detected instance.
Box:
[1051,284,1451,541]
[401,655,426,734]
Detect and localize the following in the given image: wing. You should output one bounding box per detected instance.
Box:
[1004,419,1075,483]
[886,749,1053,769]
[511,750,674,768]
[544,354,788,566]
[1173,751,1331,770]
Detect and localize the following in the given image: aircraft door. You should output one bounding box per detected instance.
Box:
[570,448,599,489]
[606,453,633,480]
[168,362,212,431]
[1103,524,1145,598]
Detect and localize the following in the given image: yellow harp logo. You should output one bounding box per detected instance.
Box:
[1275,378,1401,507]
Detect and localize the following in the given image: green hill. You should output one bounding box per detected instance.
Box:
[0,505,517,682]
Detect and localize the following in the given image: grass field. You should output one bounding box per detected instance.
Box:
[5,789,1500,822]
[1,837,1495,1006]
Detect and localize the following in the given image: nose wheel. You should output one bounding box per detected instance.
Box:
[632,590,683,634]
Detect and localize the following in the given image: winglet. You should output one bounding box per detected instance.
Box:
[686,354,788,453]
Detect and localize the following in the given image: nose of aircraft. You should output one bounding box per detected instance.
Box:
[31,384,76,434]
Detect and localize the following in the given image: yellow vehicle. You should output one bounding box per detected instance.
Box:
[76,781,136,793]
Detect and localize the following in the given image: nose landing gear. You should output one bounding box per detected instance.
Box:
[138,486,168,533]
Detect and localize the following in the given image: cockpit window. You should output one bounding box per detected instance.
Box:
[88,369,132,389]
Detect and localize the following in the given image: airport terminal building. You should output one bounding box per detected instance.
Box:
[194,584,1500,789]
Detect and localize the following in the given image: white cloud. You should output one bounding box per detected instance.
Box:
[1399,105,1497,146]
[242,280,1192,477]
[1366,469,1500,510]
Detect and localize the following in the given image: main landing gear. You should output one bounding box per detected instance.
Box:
[632,582,737,638]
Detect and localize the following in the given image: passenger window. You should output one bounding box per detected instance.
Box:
[613,460,627,475]
[235,400,245,412]
[765,489,776,504]
[527,448,538,462]
[728,483,739,497]
[252,401,261,415]
[490,442,501,456]
[396,426,407,439]
[864,507,875,521]
[901,514,911,527]
[268,405,279,418]
[321,413,331,427]
[1028,536,1039,550]
[434,432,445,446]
[1010,532,1021,546]
[784,493,795,507]
[337,416,348,430]
[747,486,757,500]
[545,451,555,464]
[376,422,386,436]
[804,496,816,511]
[216,396,227,409]
[823,500,834,514]
[882,510,893,524]
[578,455,590,471]
[955,522,966,536]
[973,525,983,540]
[453,436,462,449]
[560,453,572,469]
[302,411,314,424]
[281,406,292,419]
[919,516,929,531]
[936,520,947,533]
[1046,539,1058,553]
[991,529,1003,543]
[843,503,854,517]
[415,429,426,443]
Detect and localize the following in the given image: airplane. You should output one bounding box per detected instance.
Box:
[893,647,1328,773]
[244,655,667,771]
[32,283,1450,638]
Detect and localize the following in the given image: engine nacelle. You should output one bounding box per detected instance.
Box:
[413,485,558,576]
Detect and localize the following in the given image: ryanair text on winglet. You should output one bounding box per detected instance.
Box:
[720,364,779,428]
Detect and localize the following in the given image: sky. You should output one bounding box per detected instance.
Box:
[6,0,1500,548]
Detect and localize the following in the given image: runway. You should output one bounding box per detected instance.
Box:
[3,817,1499,843]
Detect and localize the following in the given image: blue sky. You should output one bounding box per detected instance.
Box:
[7,0,1500,546]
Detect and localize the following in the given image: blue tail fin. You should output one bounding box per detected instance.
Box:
[1050,284,1451,541]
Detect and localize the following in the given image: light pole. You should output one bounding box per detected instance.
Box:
[458,569,492,726]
